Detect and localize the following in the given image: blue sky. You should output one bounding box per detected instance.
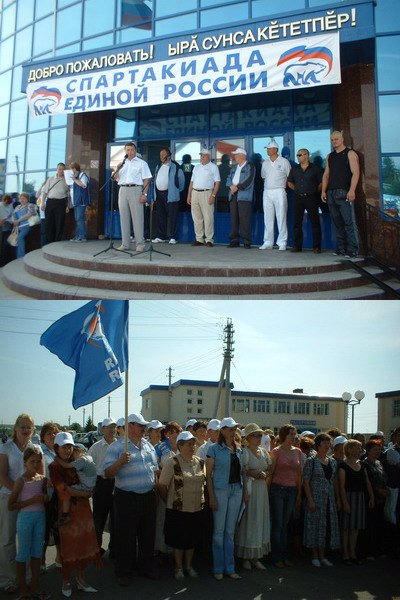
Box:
[0,300,399,433]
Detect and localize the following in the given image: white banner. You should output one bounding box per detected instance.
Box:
[27,32,341,118]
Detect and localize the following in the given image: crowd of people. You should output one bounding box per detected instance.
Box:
[0,413,398,598]
[0,161,90,266]
[0,129,360,265]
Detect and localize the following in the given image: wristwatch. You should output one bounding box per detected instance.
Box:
[211,193,216,197]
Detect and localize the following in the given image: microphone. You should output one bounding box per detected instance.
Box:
[112,154,128,179]
[121,153,128,165]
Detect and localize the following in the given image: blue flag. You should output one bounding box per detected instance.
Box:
[40,300,129,409]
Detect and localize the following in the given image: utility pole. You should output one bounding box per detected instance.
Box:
[215,318,235,419]
[83,408,85,428]
[167,366,174,418]
[68,415,71,428]
[108,396,111,418]
[92,402,94,425]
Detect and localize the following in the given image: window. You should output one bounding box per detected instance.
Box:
[145,399,149,409]
[232,398,249,413]
[274,401,291,414]
[33,16,53,57]
[375,0,400,33]
[393,399,400,417]
[83,0,116,38]
[379,95,400,154]
[197,399,202,405]
[253,399,270,413]
[313,403,329,416]
[56,4,83,48]
[201,3,247,28]
[187,398,192,404]
[187,390,192,395]
[252,0,304,18]
[187,408,192,414]
[197,390,203,396]
[382,156,400,217]
[294,402,310,415]
[156,0,196,18]
[377,36,400,92]
[155,13,196,37]
[197,408,202,414]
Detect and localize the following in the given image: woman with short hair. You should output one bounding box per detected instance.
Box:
[158,431,205,580]
[12,192,37,258]
[235,423,271,570]
[303,433,341,567]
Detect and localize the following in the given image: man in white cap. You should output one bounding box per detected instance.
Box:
[226,148,255,249]
[187,148,220,247]
[88,417,117,555]
[259,140,291,251]
[104,413,159,585]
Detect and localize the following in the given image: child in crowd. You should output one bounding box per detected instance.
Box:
[55,445,97,526]
[8,446,49,600]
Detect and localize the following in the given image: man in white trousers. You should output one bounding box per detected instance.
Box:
[259,141,291,251]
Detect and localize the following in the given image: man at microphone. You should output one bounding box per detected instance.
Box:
[152,148,185,245]
[113,142,152,252]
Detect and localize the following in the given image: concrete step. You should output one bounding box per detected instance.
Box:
[1,253,397,299]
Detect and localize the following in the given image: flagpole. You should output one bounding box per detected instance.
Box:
[124,368,129,453]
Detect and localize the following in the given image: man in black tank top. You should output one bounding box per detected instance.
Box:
[321,131,360,258]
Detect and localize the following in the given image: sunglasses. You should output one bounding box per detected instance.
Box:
[296,153,307,157]
[250,433,263,438]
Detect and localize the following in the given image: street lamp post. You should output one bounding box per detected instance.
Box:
[342,390,365,437]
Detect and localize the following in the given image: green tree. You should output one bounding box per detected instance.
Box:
[70,422,82,433]
[85,416,97,433]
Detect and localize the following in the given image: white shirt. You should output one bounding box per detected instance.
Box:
[118,156,152,185]
[156,163,170,191]
[88,437,116,477]
[261,156,291,189]
[191,162,220,190]
[232,161,247,185]
[0,440,38,495]
[197,439,212,460]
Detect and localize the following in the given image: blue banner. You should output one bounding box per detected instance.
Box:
[40,300,129,409]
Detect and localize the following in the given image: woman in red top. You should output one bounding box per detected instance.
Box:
[269,424,302,567]
[49,432,101,597]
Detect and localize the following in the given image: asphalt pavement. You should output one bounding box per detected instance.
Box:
[39,541,399,600]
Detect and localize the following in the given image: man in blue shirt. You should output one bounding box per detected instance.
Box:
[104,413,158,586]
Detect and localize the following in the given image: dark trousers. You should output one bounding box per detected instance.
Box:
[113,487,156,578]
[45,198,66,243]
[156,190,179,240]
[229,197,252,245]
[327,190,359,253]
[293,193,322,250]
[92,476,115,553]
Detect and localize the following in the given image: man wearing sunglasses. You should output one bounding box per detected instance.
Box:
[287,149,322,254]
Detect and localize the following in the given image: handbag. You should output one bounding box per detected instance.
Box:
[28,210,40,226]
[7,226,18,247]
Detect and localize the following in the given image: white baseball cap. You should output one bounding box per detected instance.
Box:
[219,417,239,429]
[116,417,125,427]
[148,419,163,430]
[207,419,221,431]
[102,417,116,427]
[265,141,279,149]
[333,435,347,447]
[177,431,195,443]
[199,148,211,155]
[300,430,315,439]
[232,147,247,155]
[185,419,197,428]
[128,413,149,426]
[54,432,74,447]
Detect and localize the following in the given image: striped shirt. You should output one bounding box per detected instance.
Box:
[103,437,158,493]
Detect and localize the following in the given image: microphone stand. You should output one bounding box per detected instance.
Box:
[94,161,133,258]
[130,180,171,262]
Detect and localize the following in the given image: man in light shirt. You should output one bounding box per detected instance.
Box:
[113,142,152,252]
[187,148,220,247]
[152,148,185,245]
[259,141,291,251]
